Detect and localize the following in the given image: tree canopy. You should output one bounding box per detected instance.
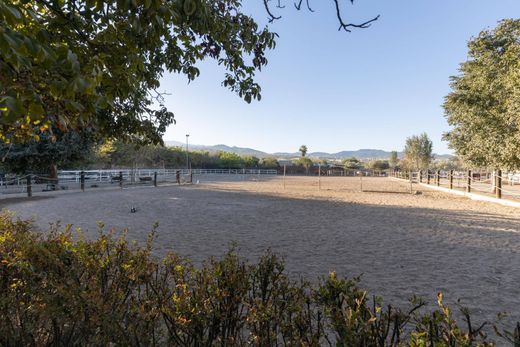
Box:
[0,0,377,146]
[90,141,276,169]
[343,157,360,169]
[389,151,399,168]
[367,160,389,171]
[443,19,520,170]
[0,0,278,144]
[299,145,308,157]
[403,133,433,170]
[0,128,95,175]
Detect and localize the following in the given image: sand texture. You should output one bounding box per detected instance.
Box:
[3,175,520,328]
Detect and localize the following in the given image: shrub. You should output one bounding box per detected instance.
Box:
[0,212,518,346]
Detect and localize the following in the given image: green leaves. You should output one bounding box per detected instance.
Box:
[0,214,508,346]
[1,0,277,144]
[0,2,22,26]
[403,133,433,170]
[444,19,520,169]
[28,102,45,119]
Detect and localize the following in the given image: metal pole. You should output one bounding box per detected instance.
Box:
[496,169,502,199]
[185,134,190,174]
[449,170,453,190]
[283,165,286,189]
[318,164,321,190]
[154,172,157,187]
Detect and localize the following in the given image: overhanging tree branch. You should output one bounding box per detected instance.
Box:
[263,0,282,22]
[264,0,379,31]
[333,0,379,32]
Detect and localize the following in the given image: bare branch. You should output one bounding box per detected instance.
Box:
[294,0,315,12]
[306,0,315,12]
[263,0,282,22]
[333,0,380,32]
[282,0,379,32]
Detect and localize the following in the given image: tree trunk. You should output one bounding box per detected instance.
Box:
[49,163,58,179]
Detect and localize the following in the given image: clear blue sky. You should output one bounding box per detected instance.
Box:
[161,1,519,155]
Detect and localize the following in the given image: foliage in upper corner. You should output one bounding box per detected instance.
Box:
[443,19,520,170]
[0,0,277,144]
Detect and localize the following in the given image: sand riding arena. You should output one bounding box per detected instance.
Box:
[3,175,520,327]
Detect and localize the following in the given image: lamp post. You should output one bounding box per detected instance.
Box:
[185,134,190,174]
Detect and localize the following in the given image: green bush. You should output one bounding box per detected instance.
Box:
[0,212,518,346]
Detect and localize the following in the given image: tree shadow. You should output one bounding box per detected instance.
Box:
[4,184,520,329]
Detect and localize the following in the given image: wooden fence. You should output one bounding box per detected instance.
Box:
[390,169,520,201]
[0,169,278,198]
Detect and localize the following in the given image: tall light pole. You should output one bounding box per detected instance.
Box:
[185,134,190,173]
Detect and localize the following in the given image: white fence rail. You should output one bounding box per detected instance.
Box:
[0,168,278,191]
[58,168,278,183]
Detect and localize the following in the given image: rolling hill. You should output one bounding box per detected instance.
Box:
[164,141,452,160]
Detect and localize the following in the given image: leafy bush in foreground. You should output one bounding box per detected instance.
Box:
[0,213,518,346]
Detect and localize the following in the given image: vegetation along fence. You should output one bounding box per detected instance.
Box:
[391,169,520,202]
[0,169,278,197]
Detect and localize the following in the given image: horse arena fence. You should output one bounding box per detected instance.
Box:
[0,169,278,197]
[6,166,520,206]
[391,169,520,204]
[0,165,404,198]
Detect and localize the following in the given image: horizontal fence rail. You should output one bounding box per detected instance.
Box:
[390,169,520,203]
[0,169,279,197]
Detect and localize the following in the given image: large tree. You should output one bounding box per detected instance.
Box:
[0,128,95,176]
[389,151,399,169]
[0,0,377,145]
[403,133,433,170]
[443,19,520,170]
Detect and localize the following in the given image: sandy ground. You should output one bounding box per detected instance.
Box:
[3,175,520,329]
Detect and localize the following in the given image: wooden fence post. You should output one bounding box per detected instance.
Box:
[466,170,471,193]
[318,164,321,190]
[449,170,453,190]
[27,174,32,197]
[427,170,430,185]
[436,170,440,186]
[419,170,422,183]
[80,171,85,192]
[283,165,286,189]
[496,169,502,199]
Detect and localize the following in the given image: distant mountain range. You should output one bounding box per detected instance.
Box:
[164,141,453,160]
